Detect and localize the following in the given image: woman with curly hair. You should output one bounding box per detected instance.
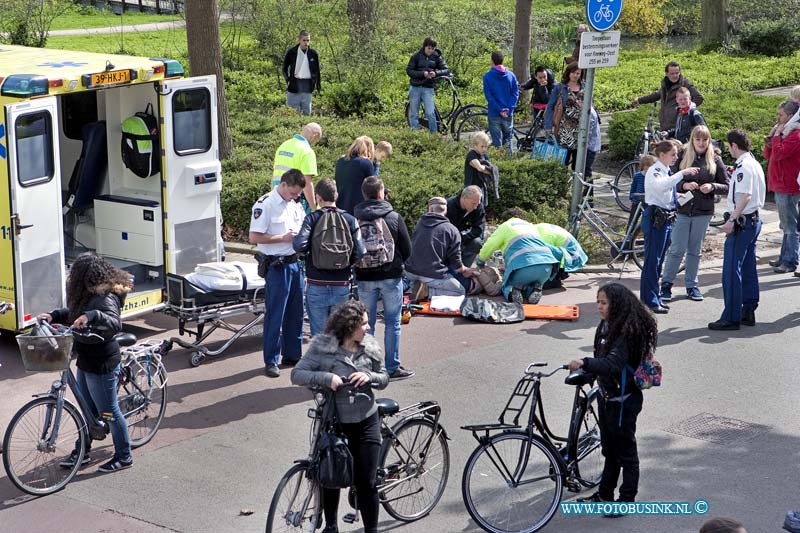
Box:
[291,299,389,533]
[569,283,658,509]
[37,253,134,473]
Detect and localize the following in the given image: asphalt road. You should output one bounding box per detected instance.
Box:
[1,242,798,532]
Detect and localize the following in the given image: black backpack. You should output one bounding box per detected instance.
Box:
[121,103,160,178]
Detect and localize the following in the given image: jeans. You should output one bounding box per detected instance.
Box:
[358,278,404,373]
[263,262,305,365]
[286,91,312,115]
[661,214,712,289]
[775,192,800,269]
[306,284,350,337]
[405,271,465,296]
[76,366,132,461]
[488,115,513,152]
[639,207,673,309]
[408,85,437,133]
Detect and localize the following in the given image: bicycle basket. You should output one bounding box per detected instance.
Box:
[16,332,73,372]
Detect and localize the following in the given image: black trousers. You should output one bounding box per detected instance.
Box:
[323,412,382,532]
[597,390,643,502]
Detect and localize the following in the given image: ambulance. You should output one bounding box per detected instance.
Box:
[0,44,223,331]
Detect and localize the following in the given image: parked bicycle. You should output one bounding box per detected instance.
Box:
[511,106,547,153]
[266,383,450,531]
[404,75,488,142]
[613,103,663,212]
[2,321,169,496]
[461,363,602,533]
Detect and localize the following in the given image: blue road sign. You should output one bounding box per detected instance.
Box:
[586,0,623,32]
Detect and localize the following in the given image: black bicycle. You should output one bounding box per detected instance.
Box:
[613,103,662,212]
[404,76,488,141]
[512,107,547,153]
[266,383,450,531]
[461,363,602,533]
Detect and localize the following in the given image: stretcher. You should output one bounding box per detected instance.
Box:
[162,268,264,367]
[414,301,580,321]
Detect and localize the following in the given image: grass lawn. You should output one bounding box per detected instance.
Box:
[50,10,181,31]
[46,28,188,59]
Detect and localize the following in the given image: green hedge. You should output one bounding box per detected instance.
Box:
[221,108,572,237]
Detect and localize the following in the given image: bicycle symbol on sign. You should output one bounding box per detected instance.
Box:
[594,3,613,23]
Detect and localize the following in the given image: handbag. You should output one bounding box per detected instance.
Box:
[551,93,564,136]
[532,134,568,166]
[314,401,354,489]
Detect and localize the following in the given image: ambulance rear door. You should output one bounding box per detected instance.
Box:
[159,75,222,275]
[6,97,66,328]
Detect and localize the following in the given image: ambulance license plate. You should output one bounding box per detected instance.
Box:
[90,69,131,87]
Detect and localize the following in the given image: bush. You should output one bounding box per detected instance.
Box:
[618,0,667,37]
[739,20,800,57]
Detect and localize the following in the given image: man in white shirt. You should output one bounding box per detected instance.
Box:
[709,129,766,331]
[282,30,321,115]
[249,169,307,377]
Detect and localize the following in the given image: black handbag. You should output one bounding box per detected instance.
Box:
[314,402,354,489]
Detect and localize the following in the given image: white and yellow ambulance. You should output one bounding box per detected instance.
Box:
[0,44,223,331]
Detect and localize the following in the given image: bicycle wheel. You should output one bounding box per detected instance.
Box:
[266,463,322,533]
[118,355,168,448]
[3,397,86,496]
[462,432,563,533]
[709,195,725,227]
[379,418,450,521]
[614,160,639,212]
[454,106,489,144]
[571,392,602,488]
[631,225,646,271]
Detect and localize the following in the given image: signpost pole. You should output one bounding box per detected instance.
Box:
[569,67,596,222]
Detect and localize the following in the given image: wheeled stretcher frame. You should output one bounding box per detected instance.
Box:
[163,273,264,367]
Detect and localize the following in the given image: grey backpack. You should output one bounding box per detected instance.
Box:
[356,216,395,269]
[311,209,353,270]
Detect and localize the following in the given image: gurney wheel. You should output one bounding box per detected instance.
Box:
[189,351,206,367]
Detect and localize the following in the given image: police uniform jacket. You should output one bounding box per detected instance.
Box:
[249,190,305,256]
[644,159,688,210]
[728,152,766,215]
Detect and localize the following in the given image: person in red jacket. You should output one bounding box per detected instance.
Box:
[764,100,800,274]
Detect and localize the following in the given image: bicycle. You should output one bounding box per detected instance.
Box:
[266,383,450,531]
[511,106,547,153]
[404,76,488,141]
[568,175,647,272]
[613,103,663,212]
[2,321,170,496]
[461,363,602,533]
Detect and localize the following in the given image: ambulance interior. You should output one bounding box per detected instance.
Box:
[43,82,214,300]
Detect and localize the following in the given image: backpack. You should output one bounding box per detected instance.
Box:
[356,216,395,269]
[311,209,354,270]
[121,103,160,178]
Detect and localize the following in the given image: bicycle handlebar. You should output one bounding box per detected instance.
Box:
[36,319,106,344]
[524,362,568,378]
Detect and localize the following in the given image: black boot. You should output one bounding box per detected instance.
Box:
[742,308,756,326]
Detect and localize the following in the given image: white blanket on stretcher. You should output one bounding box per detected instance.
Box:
[185,261,262,292]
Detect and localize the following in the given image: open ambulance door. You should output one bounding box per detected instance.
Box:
[6,97,66,329]
[159,75,223,276]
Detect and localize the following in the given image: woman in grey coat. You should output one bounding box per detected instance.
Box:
[291,300,388,533]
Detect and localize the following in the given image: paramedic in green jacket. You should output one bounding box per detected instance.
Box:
[478,218,587,304]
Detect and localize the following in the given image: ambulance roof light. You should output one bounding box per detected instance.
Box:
[149,57,184,78]
[1,74,49,97]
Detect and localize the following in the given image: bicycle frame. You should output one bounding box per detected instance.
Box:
[378,401,447,501]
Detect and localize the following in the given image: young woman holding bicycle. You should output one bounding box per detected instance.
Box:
[568,283,658,509]
[36,253,134,473]
[660,125,729,302]
[291,300,389,533]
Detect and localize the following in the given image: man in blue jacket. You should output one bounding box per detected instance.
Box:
[483,51,519,153]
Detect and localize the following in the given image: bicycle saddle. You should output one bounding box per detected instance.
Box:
[113,332,138,347]
[375,398,399,417]
[564,369,595,387]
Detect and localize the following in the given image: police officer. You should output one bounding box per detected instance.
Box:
[640,140,699,313]
[708,129,766,331]
[249,169,307,377]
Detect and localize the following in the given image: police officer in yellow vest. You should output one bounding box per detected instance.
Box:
[272,123,322,212]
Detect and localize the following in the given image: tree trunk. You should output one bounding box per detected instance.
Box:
[347,0,375,44]
[701,0,728,46]
[185,0,233,160]
[513,0,533,106]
